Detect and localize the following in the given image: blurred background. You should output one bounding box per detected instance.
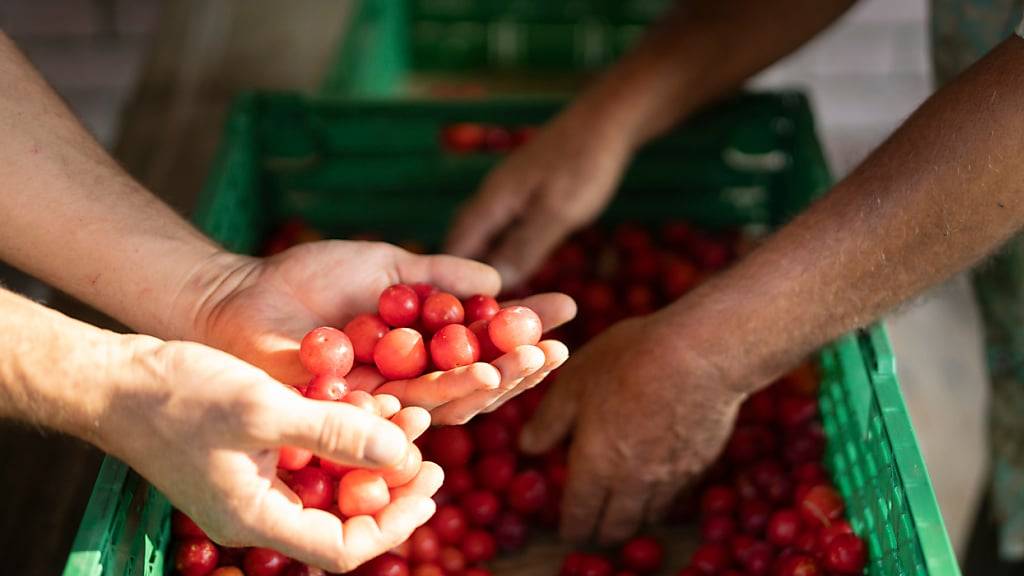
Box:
[0,0,993,574]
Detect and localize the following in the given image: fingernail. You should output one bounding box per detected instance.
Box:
[365,422,409,467]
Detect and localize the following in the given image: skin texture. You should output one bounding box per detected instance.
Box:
[0,32,575,569]
[446,0,858,286]
[521,35,1024,543]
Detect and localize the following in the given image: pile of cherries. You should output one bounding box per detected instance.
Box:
[440,123,537,154]
[175,219,868,576]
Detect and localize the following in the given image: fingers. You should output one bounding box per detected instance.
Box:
[390,461,444,500]
[596,484,649,545]
[644,482,681,526]
[518,372,583,454]
[503,293,577,333]
[486,339,569,411]
[390,406,431,441]
[560,446,609,543]
[272,395,410,468]
[376,363,500,410]
[429,345,546,425]
[488,209,575,288]
[394,252,501,298]
[445,171,530,259]
[374,394,402,419]
[347,365,386,393]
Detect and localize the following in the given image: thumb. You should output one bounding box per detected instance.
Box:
[273,394,410,468]
[488,209,574,288]
[519,374,583,454]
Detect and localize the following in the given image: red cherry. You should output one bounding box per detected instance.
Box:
[483,126,514,152]
[243,548,291,576]
[373,328,429,379]
[461,489,502,526]
[410,565,443,576]
[299,327,354,376]
[285,466,335,509]
[304,373,348,401]
[561,552,586,575]
[736,540,773,575]
[408,525,441,564]
[660,256,699,299]
[775,555,821,576]
[793,462,828,484]
[750,459,792,503]
[474,451,518,492]
[427,426,475,469]
[429,505,468,545]
[464,568,494,576]
[461,530,497,563]
[690,543,731,574]
[738,499,772,535]
[359,553,409,576]
[438,546,466,574]
[783,422,825,464]
[445,466,476,496]
[171,510,206,539]
[488,306,542,352]
[411,282,438,303]
[422,292,465,333]
[278,446,314,471]
[700,514,736,543]
[379,284,421,327]
[818,520,855,549]
[344,314,390,364]
[619,535,664,574]
[794,531,819,554]
[614,224,653,253]
[430,323,480,370]
[778,395,819,428]
[727,425,775,464]
[822,533,867,574]
[729,534,758,565]
[766,508,803,547]
[577,554,615,576]
[511,126,537,147]
[337,469,390,516]
[738,387,777,424]
[493,511,529,551]
[464,294,501,323]
[506,470,549,515]
[490,398,525,429]
[473,416,513,453]
[733,468,761,501]
[174,538,219,576]
[624,284,656,315]
[468,319,503,362]
[700,485,738,516]
[442,123,486,153]
[799,484,845,527]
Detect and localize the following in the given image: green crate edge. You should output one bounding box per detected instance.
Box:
[62,93,960,576]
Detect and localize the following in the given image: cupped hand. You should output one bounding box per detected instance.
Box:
[181,241,575,424]
[100,337,440,573]
[518,315,746,545]
[445,104,633,287]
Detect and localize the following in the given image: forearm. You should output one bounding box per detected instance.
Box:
[665,36,1024,392]
[0,32,236,339]
[577,0,857,147]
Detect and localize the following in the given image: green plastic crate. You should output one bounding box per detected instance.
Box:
[63,92,959,576]
[322,0,673,97]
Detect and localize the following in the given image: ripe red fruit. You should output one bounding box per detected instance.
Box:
[438,546,466,574]
[511,126,537,147]
[690,543,731,574]
[738,499,772,535]
[619,536,664,574]
[374,328,429,379]
[243,548,291,576]
[344,314,389,363]
[561,552,586,575]
[299,327,354,376]
[410,565,443,576]
[211,568,244,576]
[445,466,476,496]
[729,534,758,564]
[733,468,761,500]
[736,540,773,575]
[422,292,465,333]
[660,256,699,299]
[750,459,792,503]
[799,484,845,527]
[285,466,335,509]
[411,282,438,303]
[700,514,736,543]
[778,395,819,428]
[474,451,518,492]
[278,446,314,471]
[506,470,549,515]
[727,425,775,464]
[463,569,494,576]
[483,126,514,151]
[461,530,497,563]
[488,306,543,352]
[360,553,409,576]
[429,505,468,545]
[304,373,348,401]
[493,511,529,551]
[823,533,867,574]
[624,283,656,315]
[379,284,421,328]
[442,123,486,153]
[468,319,503,362]
[783,422,825,464]
[581,282,616,314]
[700,485,738,516]
[427,426,475,469]
[337,469,390,516]
[461,489,502,526]
[409,525,441,564]
[818,520,855,549]
[430,323,480,370]
[793,462,828,484]
[463,294,501,324]
[614,224,653,253]
[380,443,423,488]
[473,416,513,453]
[775,555,821,576]
[766,508,803,547]
[577,554,615,576]
[174,538,219,576]
[738,388,777,424]
[171,510,206,539]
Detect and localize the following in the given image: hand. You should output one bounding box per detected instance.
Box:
[180,241,575,424]
[518,315,745,544]
[100,336,440,573]
[445,103,633,287]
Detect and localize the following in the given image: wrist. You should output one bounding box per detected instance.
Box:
[167,250,259,343]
